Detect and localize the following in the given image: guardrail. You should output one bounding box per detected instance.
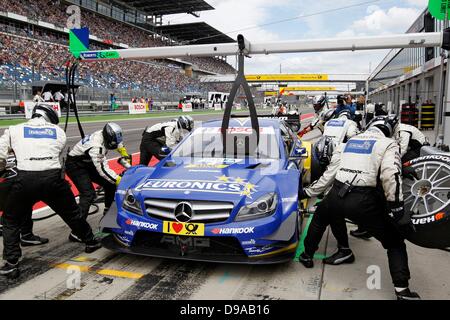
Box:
[0,107,203,120]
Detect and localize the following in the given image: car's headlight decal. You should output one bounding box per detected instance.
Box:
[235,193,278,222]
[122,189,143,215]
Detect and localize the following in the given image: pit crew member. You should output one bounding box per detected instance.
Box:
[298,108,335,138]
[66,123,130,223]
[0,104,100,278]
[139,116,194,166]
[394,121,428,163]
[299,115,420,300]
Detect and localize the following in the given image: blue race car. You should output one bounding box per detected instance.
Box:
[100,118,309,264]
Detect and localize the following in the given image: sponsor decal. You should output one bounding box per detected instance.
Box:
[136,177,257,198]
[125,219,158,230]
[23,127,57,139]
[160,236,210,248]
[115,234,131,244]
[344,139,376,154]
[211,227,255,235]
[244,245,275,254]
[412,212,447,225]
[163,221,205,236]
[124,230,134,236]
[185,158,242,169]
[241,239,257,245]
[80,52,97,59]
[410,155,450,164]
[327,120,345,127]
[80,51,120,60]
[196,127,274,134]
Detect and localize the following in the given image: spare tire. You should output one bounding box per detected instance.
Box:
[403,154,450,249]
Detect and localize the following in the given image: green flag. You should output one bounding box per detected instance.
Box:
[429,0,450,20]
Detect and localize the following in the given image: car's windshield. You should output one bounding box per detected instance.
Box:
[173,126,280,159]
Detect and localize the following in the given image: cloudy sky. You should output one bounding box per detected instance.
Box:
[163,0,428,75]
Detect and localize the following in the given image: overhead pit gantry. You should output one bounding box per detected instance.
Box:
[76,30,450,146]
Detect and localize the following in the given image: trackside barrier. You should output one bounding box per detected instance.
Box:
[128,102,147,114]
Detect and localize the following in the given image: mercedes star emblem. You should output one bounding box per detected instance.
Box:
[174,202,194,222]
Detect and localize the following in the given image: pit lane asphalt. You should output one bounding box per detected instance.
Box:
[0,107,448,300]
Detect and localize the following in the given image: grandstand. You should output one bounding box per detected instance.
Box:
[0,0,236,103]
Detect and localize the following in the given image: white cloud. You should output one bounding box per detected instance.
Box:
[337,6,422,36]
[163,0,292,42]
[162,1,424,75]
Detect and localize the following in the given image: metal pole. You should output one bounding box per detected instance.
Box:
[437,10,450,147]
[79,32,444,61]
[13,62,17,103]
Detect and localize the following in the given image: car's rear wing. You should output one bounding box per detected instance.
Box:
[231,114,301,132]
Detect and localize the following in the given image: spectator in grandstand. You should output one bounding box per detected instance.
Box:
[0,1,236,94]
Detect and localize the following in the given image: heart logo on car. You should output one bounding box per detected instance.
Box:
[172,223,184,233]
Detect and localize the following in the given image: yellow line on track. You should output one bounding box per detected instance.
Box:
[53,263,144,280]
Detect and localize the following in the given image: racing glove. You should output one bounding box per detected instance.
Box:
[402,165,419,181]
[387,201,415,236]
[117,146,132,165]
[115,175,122,186]
[298,125,312,138]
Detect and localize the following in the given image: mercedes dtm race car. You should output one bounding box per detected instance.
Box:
[101,118,310,263]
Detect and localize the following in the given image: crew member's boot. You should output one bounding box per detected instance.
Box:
[323,247,355,265]
[395,288,421,300]
[299,252,314,268]
[20,233,49,247]
[0,260,20,279]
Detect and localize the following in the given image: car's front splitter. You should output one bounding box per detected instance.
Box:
[102,234,296,265]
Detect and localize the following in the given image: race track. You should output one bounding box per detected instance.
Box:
[0,107,448,300]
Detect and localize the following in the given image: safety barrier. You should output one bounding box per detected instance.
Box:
[400,103,418,127]
[420,103,435,130]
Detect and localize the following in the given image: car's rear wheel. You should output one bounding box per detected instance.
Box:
[403,155,450,249]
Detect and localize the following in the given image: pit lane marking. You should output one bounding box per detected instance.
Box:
[53,263,144,280]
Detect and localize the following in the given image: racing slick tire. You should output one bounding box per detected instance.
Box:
[402,155,450,249]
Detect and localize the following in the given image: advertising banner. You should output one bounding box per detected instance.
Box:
[128,102,147,114]
[182,103,193,112]
[24,102,61,119]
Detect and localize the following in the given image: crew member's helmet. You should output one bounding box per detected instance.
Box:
[336,95,346,106]
[313,95,328,113]
[31,104,59,125]
[102,123,123,149]
[366,114,399,138]
[321,108,335,122]
[177,115,194,132]
[337,109,352,120]
[314,135,335,167]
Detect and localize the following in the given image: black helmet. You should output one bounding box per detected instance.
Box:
[177,115,194,132]
[366,114,399,137]
[336,95,346,106]
[32,103,59,124]
[314,136,335,167]
[102,123,123,149]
